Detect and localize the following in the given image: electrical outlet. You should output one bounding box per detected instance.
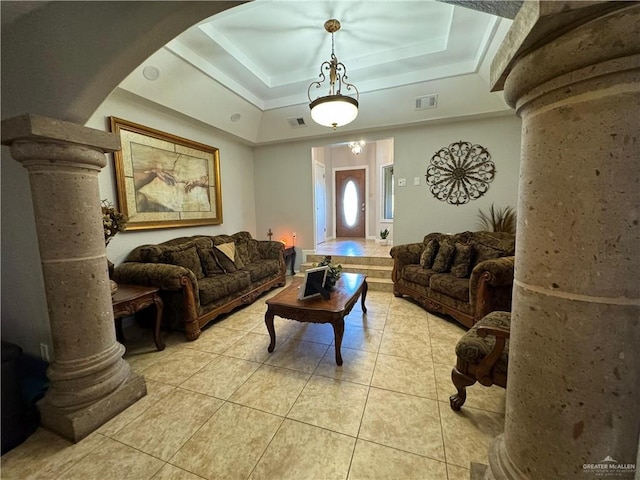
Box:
[414,177,421,186]
[398,178,407,187]
[40,343,50,362]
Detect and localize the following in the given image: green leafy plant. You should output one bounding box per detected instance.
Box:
[477,204,516,234]
[380,228,390,239]
[313,255,342,289]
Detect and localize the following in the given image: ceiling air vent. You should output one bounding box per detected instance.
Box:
[414,94,438,110]
[287,117,307,128]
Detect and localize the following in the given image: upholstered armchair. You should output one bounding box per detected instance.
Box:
[450,311,511,410]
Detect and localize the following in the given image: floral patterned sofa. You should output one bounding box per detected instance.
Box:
[113,231,286,340]
[390,231,515,328]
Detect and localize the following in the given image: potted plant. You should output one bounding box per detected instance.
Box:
[313,256,342,290]
[477,204,516,234]
[379,228,390,245]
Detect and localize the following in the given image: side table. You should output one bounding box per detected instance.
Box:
[112,284,165,351]
[283,246,296,276]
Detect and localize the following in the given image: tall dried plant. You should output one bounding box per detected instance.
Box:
[477,204,517,234]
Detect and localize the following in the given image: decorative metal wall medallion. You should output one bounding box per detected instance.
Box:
[425,141,495,205]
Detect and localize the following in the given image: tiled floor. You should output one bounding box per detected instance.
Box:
[314,237,393,258]
[1,240,506,480]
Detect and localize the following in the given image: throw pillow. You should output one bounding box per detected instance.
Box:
[450,242,473,278]
[235,241,252,268]
[420,239,439,268]
[215,243,238,272]
[432,240,455,273]
[472,241,504,268]
[197,246,225,275]
[159,246,205,279]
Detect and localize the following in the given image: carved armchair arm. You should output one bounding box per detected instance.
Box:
[113,262,200,306]
[469,256,515,319]
[474,325,510,385]
[389,242,425,282]
[257,240,286,274]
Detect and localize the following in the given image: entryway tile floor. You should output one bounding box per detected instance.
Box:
[1,285,506,480]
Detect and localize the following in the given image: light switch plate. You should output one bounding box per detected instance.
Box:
[398,178,407,187]
[414,177,421,186]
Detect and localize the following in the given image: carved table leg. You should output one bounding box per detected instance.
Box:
[332,318,345,366]
[153,294,165,351]
[265,308,276,353]
[361,280,368,313]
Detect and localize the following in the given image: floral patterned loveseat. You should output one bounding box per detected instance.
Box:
[113,231,286,340]
[390,231,515,328]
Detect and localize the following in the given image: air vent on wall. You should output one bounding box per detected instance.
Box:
[414,94,438,110]
[287,117,307,128]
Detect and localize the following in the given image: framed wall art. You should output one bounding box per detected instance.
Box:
[109,117,223,230]
[425,140,495,205]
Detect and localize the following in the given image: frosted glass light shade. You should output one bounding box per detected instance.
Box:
[310,95,358,128]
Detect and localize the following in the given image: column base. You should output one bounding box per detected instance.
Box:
[38,371,146,443]
[487,434,528,480]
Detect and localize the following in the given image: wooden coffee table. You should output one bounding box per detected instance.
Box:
[265,272,367,365]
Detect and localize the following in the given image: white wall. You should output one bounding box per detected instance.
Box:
[87,89,258,266]
[253,113,522,255]
[392,114,522,244]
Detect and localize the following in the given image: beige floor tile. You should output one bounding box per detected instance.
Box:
[264,338,329,373]
[214,311,265,332]
[384,313,430,337]
[113,388,223,461]
[170,402,282,480]
[429,335,459,367]
[0,429,107,480]
[427,315,467,343]
[314,347,378,386]
[379,330,432,359]
[184,326,248,354]
[287,375,369,436]
[140,349,217,386]
[334,325,383,353]
[229,364,310,416]
[291,322,336,345]
[439,402,505,468]
[124,345,177,375]
[56,436,163,480]
[249,419,355,480]
[433,362,506,414]
[180,355,261,399]
[222,331,272,363]
[98,380,175,437]
[359,388,444,461]
[345,311,387,331]
[372,354,438,399]
[151,463,205,480]
[348,439,448,480]
[252,315,303,339]
[447,463,471,480]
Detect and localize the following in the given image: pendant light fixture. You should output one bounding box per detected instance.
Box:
[308,19,359,130]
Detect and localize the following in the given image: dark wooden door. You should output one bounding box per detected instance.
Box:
[335,169,366,237]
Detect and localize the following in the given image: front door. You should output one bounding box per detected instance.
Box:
[335,168,366,238]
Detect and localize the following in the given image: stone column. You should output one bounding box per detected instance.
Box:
[1,114,146,442]
[486,2,640,479]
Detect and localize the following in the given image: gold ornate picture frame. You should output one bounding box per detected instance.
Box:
[110,117,223,230]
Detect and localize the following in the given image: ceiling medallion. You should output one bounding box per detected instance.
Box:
[308,19,359,130]
[425,141,495,205]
